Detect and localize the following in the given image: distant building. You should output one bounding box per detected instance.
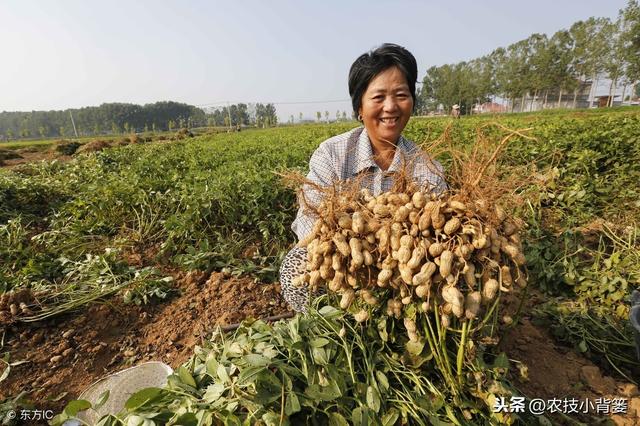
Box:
[595,95,621,108]
[473,102,507,114]
[511,79,594,112]
[509,77,638,112]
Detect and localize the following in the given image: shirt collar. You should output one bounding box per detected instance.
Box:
[354,127,377,174]
[354,127,409,175]
[387,135,409,173]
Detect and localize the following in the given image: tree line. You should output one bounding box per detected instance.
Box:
[0,101,279,141]
[417,0,640,113]
[205,103,278,128]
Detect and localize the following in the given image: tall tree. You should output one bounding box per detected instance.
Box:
[494,41,533,112]
[603,17,625,106]
[569,18,610,107]
[544,30,577,108]
[619,0,640,103]
[0,101,206,139]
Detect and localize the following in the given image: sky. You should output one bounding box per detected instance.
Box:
[0,0,629,122]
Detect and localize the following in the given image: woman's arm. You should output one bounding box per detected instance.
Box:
[291,143,337,241]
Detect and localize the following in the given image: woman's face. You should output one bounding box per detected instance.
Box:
[359,66,413,146]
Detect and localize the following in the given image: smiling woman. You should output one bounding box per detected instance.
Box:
[348,44,419,171]
[279,43,447,313]
[357,66,414,170]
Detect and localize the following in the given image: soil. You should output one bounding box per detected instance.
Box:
[499,291,640,425]
[0,147,72,169]
[0,132,189,169]
[0,135,292,425]
[0,271,290,423]
[0,138,125,169]
[2,279,638,425]
[75,140,113,154]
[1,146,638,424]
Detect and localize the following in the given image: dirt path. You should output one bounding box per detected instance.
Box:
[0,147,71,168]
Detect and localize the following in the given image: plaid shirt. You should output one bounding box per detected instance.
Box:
[292,126,447,241]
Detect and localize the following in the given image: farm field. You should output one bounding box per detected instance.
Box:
[1,108,639,424]
[0,129,205,169]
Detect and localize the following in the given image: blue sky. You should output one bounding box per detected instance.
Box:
[0,0,628,121]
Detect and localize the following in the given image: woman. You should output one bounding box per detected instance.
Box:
[280,43,447,312]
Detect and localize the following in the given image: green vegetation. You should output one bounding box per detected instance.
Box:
[534,299,639,382]
[2,108,639,423]
[54,304,519,425]
[0,139,62,150]
[2,108,638,314]
[0,125,352,298]
[418,0,640,113]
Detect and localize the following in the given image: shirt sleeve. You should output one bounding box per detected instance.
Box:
[291,143,336,242]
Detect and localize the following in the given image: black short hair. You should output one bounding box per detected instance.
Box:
[348,43,418,117]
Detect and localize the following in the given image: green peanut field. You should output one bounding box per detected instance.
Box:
[1,107,639,425]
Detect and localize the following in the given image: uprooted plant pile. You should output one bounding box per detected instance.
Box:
[53,305,522,426]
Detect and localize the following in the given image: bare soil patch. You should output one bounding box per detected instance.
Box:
[499,293,640,425]
[0,271,290,418]
[0,148,70,169]
[0,133,185,169]
[75,140,112,154]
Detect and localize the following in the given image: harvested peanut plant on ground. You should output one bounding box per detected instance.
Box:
[53,304,522,425]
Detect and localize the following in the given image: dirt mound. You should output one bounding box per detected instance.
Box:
[173,128,194,140]
[0,145,72,169]
[76,139,112,154]
[16,146,41,154]
[0,150,64,169]
[0,148,22,165]
[52,140,81,155]
[499,295,640,425]
[0,271,290,416]
[127,134,151,144]
[51,141,82,155]
[0,134,172,169]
